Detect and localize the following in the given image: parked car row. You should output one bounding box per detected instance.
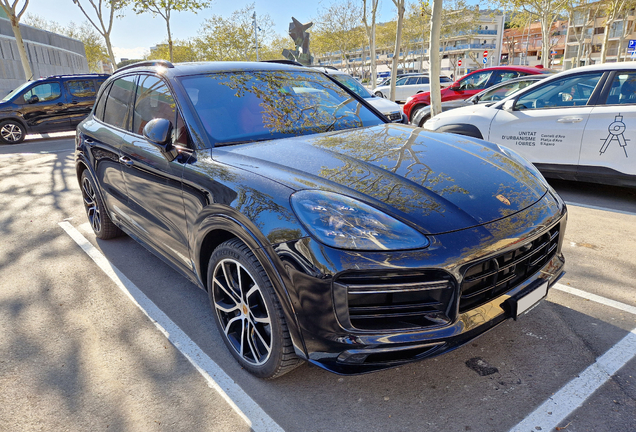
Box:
[374,74,454,102]
[423,62,636,187]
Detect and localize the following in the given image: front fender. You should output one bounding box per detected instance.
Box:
[193,211,310,360]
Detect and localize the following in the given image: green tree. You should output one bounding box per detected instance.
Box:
[598,0,636,62]
[144,39,199,62]
[196,4,275,61]
[313,0,365,72]
[72,0,127,71]
[132,0,211,62]
[0,0,33,80]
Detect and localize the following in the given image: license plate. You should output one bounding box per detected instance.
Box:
[515,281,549,318]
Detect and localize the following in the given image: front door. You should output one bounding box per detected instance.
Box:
[18,81,70,132]
[487,72,605,172]
[118,74,192,274]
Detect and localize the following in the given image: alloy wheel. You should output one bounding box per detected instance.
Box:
[1,123,23,143]
[212,258,272,366]
[81,176,101,233]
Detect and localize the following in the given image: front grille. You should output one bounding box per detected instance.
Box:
[386,112,402,122]
[336,270,456,331]
[460,224,561,313]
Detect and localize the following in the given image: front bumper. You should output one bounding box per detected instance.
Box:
[273,189,567,374]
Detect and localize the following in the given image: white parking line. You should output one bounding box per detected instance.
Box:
[510,283,636,432]
[58,221,284,432]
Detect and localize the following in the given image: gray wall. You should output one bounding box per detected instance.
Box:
[0,18,89,98]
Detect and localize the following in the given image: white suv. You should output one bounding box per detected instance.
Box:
[374,75,453,102]
[424,62,636,187]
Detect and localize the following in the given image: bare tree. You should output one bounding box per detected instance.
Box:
[0,0,32,80]
[133,0,211,63]
[504,0,568,67]
[599,0,636,62]
[362,0,379,89]
[389,0,406,101]
[72,0,127,70]
[428,0,442,116]
[565,0,597,68]
[615,0,636,61]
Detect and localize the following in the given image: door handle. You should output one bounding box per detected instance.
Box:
[119,156,134,167]
[70,101,79,104]
[57,102,64,106]
[557,117,583,123]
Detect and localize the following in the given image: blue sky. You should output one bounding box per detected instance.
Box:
[28,0,400,61]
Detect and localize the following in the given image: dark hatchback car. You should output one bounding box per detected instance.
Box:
[0,73,108,144]
[75,60,567,378]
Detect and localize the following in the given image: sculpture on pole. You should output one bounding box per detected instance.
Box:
[282,17,313,65]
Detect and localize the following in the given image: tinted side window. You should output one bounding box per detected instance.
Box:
[417,77,429,84]
[132,75,176,136]
[604,72,636,105]
[515,73,603,110]
[93,82,111,121]
[23,82,61,103]
[68,80,96,98]
[103,76,136,130]
[459,71,492,90]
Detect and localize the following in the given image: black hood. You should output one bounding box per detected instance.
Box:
[212,124,547,235]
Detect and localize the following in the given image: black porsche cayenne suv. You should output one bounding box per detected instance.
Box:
[75,60,567,378]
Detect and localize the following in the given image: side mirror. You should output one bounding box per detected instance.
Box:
[450,83,461,91]
[503,99,515,112]
[28,95,39,104]
[143,118,178,161]
[471,95,481,104]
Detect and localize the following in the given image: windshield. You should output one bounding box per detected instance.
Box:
[180,70,384,145]
[2,81,32,102]
[331,74,373,99]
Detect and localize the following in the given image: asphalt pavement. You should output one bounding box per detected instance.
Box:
[1,136,634,432]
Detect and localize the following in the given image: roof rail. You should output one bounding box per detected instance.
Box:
[260,59,304,67]
[45,73,109,79]
[116,60,175,73]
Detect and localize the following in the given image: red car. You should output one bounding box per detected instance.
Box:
[403,65,552,121]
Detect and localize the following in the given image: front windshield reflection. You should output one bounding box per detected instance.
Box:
[179,71,383,145]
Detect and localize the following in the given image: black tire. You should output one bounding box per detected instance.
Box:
[0,120,26,144]
[374,91,384,98]
[208,238,302,379]
[80,170,123,239]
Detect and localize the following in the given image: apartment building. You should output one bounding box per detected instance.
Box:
[501,20,569,70]
[314,11,505,79]
[564,1,636,69]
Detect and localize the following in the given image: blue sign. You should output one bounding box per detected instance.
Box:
[482,57,488,64]
[629,39,636,51]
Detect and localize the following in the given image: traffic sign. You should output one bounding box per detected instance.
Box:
[628,39,636,51]
[482,57,488,64]
[458,59,462,66]
[551,51,557,56]
[483,50,488,58]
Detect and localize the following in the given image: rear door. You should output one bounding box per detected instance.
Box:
[65,79,98,127]
[118,73,193,274]
[84,76,136,220]
[578,70,636,181]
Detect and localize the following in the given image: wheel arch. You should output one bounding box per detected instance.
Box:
[436,123,484,139]
[195,214,309,359]
[0,116,28,131]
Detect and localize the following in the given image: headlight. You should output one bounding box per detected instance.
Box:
[290,190,429,251]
